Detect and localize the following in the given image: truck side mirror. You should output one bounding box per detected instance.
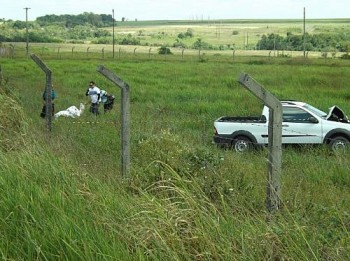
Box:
[308,116,319,123]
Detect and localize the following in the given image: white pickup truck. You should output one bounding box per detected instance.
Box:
[214,101,350,152]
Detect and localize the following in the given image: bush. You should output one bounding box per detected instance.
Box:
[340,53,350,59]
[177,29,193,39]
[91,37,111,44]
[118,37,140,45]
[172,41,187,48]
[158,46,173,55]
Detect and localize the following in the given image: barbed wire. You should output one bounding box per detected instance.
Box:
[53,107,350,170]
[57,107,350,145]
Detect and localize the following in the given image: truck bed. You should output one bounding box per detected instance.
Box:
[217,115,267,123]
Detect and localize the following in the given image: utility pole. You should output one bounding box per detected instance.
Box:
[303,7,306,59]
[24,7,30,57]
[246,32,249,49]
[112,9,115,58]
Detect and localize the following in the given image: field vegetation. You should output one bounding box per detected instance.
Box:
[1,14,350,55]
[0,18,350,259]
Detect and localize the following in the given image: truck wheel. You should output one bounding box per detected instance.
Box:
[329,136,349,151]
[232,136,252,152]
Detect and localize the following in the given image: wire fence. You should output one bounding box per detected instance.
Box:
[58,103,350,153]
[1,43,348,63]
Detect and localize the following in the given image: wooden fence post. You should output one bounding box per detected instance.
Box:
[97,65,131,178]
[238,73,282,213]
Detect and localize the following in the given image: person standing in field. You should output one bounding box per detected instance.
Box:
[85,81,101,115]
[40,85,57,118]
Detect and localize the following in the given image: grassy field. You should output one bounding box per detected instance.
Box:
[3,18,350,59]
[108,19,349,45]
[108,18,350,49]
[1,19,350,259]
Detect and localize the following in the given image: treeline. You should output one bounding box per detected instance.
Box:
[0,22,111,43]
[36,12,114,28]
[0,12,119,43]
[257,32,350,52]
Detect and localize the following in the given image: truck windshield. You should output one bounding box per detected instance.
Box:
[303,104,327,118]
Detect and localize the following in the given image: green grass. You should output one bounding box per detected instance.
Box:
[1,54,350,259]
[5,18,350,60]
[110,18,350,47]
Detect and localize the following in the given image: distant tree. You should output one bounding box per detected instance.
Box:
[12,21,27,29]
[257,33,284,50]
[193,38,212,50]
[158,46,172,55]
[172,39,186,48]
[118,35,140,45]
[185,28,193,38]
[178,28,194,39]
[36,13,112,28]
[193,38,203,49]
[257,32,350,52]
[177,32,186,39]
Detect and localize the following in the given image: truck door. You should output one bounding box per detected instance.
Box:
[281,106,322,144]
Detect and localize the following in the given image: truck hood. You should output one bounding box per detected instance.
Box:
[326,105,349,123]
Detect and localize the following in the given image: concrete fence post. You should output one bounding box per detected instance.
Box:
[30,54,53,133]
[238,73,282,213]
[97,65,131,178]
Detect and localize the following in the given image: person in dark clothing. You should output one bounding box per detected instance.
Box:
[40,87,56,118]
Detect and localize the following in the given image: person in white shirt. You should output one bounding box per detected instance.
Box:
[85,81,101,115]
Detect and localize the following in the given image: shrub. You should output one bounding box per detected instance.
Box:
[118,37,140,45]
[340,53,350,59]
[172,41,187,48]
[91,37,111,44]
[158,46,173,55]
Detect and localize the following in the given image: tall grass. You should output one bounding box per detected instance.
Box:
[0,54,350,259]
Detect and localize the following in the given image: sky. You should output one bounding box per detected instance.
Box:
[1,0,349,21]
